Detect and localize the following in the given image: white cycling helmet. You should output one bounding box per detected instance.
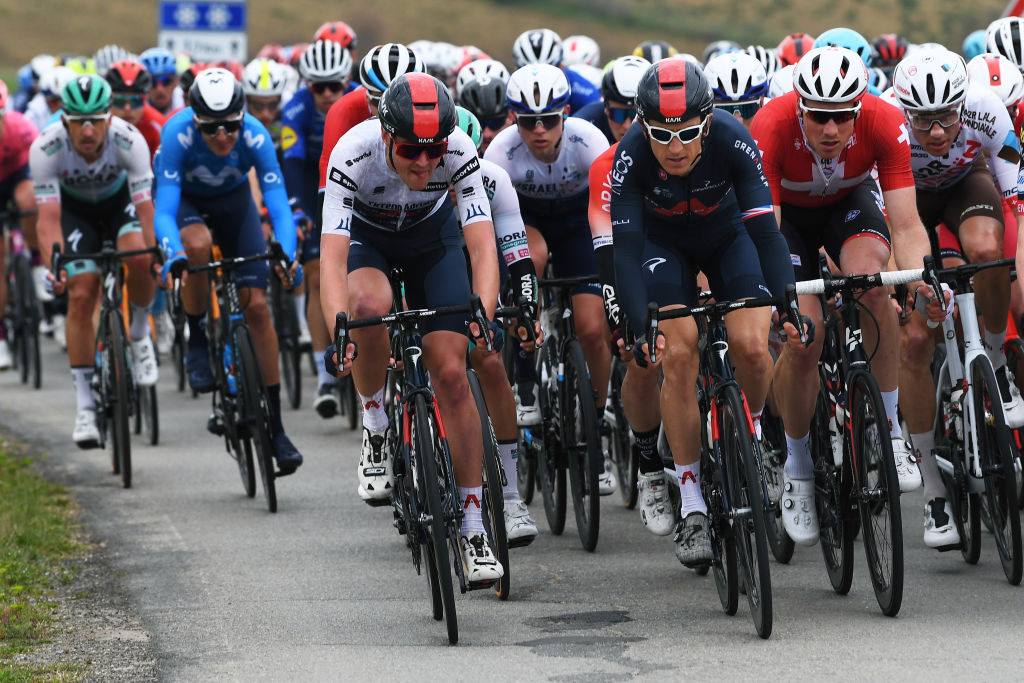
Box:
[600,55,650,105]
[359,43,424,96]
[242,58,288,97]
[768,64,796,98]
[93,44,133,78]
[506,63,570,114]
[40,66,76,98]
[30,54,57,81]
[967,53,1024,107]
[562,35,601,67]
[745,45,781,77]
[455,59,510,96]
[793,46,869,104]
[299,39,352,82]
[513,28,563,68]
[704,52,769,103]
[892,46,969,111]
[986,17,1024,70]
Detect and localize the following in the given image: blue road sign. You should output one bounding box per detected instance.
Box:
[159,1,246,32]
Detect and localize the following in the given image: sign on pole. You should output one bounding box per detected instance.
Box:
[158,1,247,62]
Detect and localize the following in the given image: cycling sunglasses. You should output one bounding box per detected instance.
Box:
[194,115,243,136]
[151,75,175,88]
[247,100,279,112]
[311,80,345,95]
[65,113,110,127]
[516,112,562,130]
[605,107,638,124]
[393,140,448,160]
[481,116,507,130]
[906,106,961,131]
[112,94,144,109]
[719,101,761,119]
[642,116,708,145]
[799,101,861,125]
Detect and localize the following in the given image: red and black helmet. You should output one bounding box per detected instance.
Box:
[776,33,815,66]
[379,72,457,144]
[314,21,358,50]
[635,57,713,124]
[178,62,208,97]
[106,59,151,94]
[871,33,909,68]
[216,59,244,82]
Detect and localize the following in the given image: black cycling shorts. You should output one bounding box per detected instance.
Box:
[522,193,600,296]
[60,183,141,277]
[916,159,1004,238]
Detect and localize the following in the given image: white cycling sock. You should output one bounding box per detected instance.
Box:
[784,433,813,479]
[911,431,944,502]
[751,408,762,440]
[880,389,902,438]
[675,462,706,516]
[498,440,519,501]
[129,303,152,341]
[71,366,95,411]
[359,387,387,431]
[295,292,306,317]
[984,328,1008,370]
[459,486,485,535]
[314,348,331,387]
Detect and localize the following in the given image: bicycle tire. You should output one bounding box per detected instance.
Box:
[235,326,277,513]
[563,340,601,552]
[537,341,566,534]
[14,254,41,389]
[270,279,302,411]
[1005,338,1024,508]
[516,429,537,504]
[970,357,1022,585]
[468,370,510,600]
[703,447,738,616]
[848,370,904,616]
[172,328,186,393]
[235,431,257,498]
[412,394,458,644]
[107,310,133,489]
[141,385,159,446]
[759,408,794,564]
[132,385,142,436]
[811,376,855,595]
[608,358,638,509]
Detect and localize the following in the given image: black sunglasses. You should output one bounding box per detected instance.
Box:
[152,75,175,88]
[311,80,345,95]
[112,94,144,109]
[799,102,860,125]
[719,101,760,119]
[194,117,243,136]
[481,116,507,130]
[605,107,637,124]
[516,113,562,130]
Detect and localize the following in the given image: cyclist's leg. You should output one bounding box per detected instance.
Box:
[301,222,334,392]
[13,176,38,250]
[508,223,547,425]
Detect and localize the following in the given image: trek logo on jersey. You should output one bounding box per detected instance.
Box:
[450,157,480,185]
[845,209,860,222]
[328,167,358,192]
[280,125,298,151]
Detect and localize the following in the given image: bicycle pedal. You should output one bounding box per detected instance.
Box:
[467,578,496,590]
[935,543,962,553]
[206,414,225,436]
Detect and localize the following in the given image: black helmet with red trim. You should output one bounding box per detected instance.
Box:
[106,59,151,94]
[378,72,457,143]
[635,57,713,124]
[872,33,908,68]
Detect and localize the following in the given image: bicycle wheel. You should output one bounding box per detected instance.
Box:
[970,357,1022,584]
[759,408,794,564]
[172,326,186,393]
[412,394,458,644]
[719,386,772,638]
[537,341,566,534]
[848,370,903,616]
[703,450,738,616]
[14,254,41,389]
[516,428,537,504]
[270,279,302,411]
[1005,338,1024,508]
[141,385,159,446]
[608,358,638,509]
[235,326,277,513]
[468,370,510,600]
[563,340,601,552]
[811,377,855,595]
[107,311,133,489]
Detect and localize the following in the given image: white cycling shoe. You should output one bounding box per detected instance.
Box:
[131,336,159,387]
[460,532,504,584]
[503,499,538,547]
[781,473,819,546]
[637,470,677,536]
[891,437,922,493]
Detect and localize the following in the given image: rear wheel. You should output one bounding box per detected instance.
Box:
[107,311,132,489]
[704,449,738,616]
[759,407,793,564]
[270,278,302,410]
[608,358,638,509]
[564,340,601,552]
[236,327,277,513]
[811,377,854,595]
[141,385,159,446]
[14,255,41,389]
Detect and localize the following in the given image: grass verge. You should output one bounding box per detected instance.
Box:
[0,441,83,679]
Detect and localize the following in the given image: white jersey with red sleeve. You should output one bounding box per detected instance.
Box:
[749,90,915,208]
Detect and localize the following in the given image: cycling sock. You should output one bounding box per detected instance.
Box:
[359,387,387,431]
[911,431,944,501]
[751,408,762,440]
[129,303,152,341]
[880,389,902,438]
[267,384,284,436]
[498,439,519,501]
[186,313,208,352]
[71,366,95,411]
[151,287,167,315]
[314,348,331,387]
[784,433,813,479]
[676,462,707,516]
[295,293,306,317]
[459,486,485,535]
[633,427,661,473]
[984,328,1008,370]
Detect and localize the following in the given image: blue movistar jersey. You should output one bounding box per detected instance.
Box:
[153,108,297,261]
[565,65,602,115]
[280,87,326,214]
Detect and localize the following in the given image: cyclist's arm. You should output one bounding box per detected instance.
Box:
[874,108,931,272]
[119,123,156,247]
[28,133,62,267]
[608,138,649,334]
[449,131,497,315]
[319,232,350,330]
[588,147,622,330]
[483,160,537,311]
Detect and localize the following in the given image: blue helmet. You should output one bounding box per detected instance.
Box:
[140,47,177,77]
[963,29,987,61]
[814,27,873,67]
[17,64,34,90]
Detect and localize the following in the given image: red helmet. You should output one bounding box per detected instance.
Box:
[314,21,357,50]
[455,46,491,75]
[872,33,908,68]
[217,59,244,82]
[179,62,208,96]
[0,79,8,110]
[379,73,457,144]
[256,43,287,64]
[106,59,151,94]
[288,43,308,67]
[776,33,815,66]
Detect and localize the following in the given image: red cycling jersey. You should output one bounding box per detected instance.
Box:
[587,143,617,239]
[135,105,166,162]
[318,88,373,190]
[749,90,914,208]
[0,110,39,181]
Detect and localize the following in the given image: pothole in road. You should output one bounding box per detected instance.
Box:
[525,610,632,632]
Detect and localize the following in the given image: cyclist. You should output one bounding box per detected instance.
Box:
[241,58,290,153]
[882,47,1024,547]
[745,45,781,79]
[608,57,801,565]
[0,78,40,370]
[457,71,512,154]
[872,33,909,80]
[573,56,650,144]
[512,29,599,114]
[105,60,165,162]
[140,47,184,116]
[701,39,741,65]
[776,33,815,67]
[314,20,359,58]
[482,64,618,494]
[634,40,677,64]
[750,46,946,545]
[320,73,504,583]
[31,75,158,447]
[963,29,987,61]
[703,51,769,129]
[155,68,303,474]
[562,35,601,68]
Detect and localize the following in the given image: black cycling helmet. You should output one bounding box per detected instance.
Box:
[635,58,713,124]
[188,67,245,118]
[379,72,456,143]
[457,76,509,120]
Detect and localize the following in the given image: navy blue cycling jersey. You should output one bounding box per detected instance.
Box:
[280,87,327,214]
[610,112,793,331]
[565,65,602,115]
[573,100,615,145]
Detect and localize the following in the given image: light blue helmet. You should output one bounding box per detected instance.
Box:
[963,29,987,61]
[814,27,873,67]
[140,47,177,77]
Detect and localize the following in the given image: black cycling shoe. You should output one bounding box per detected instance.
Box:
[186,346,215,393]
[273,432,303,475]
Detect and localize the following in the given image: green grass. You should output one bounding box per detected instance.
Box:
[0,662,86,682]
[0,442,82,671]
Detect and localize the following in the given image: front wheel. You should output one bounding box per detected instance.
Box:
[468,370,510,600]
[563,340,601,552]
[537,342,566,534]
[236,326,277,513]
[811,377,855,595]
[759,407,794,564]
[608,358,638,509]
[107,311,132,489]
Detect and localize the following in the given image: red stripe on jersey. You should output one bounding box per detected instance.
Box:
[408,75,441,141]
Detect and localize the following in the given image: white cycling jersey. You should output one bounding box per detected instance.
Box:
[322,118,491,235]
[479,157,529,266]
[880,83,1020,198]
[29,116,153,205]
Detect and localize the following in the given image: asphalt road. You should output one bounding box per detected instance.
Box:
[3,339,1024,681]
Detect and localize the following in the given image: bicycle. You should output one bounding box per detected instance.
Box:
[165,276,190,394]
[4,209,41,389]
[53,240,161,489]
[925,257,1022,585]
[606,356,639,509]
[176,243,294,513]
[125,283,158,446]
[268,269,302,410]
[335,288,510,644]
